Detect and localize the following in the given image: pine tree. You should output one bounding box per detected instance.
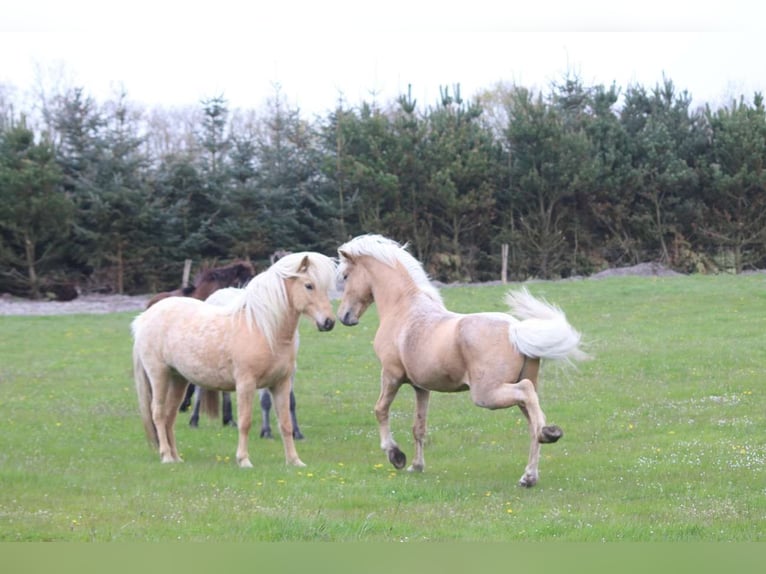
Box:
[0,117,71,297]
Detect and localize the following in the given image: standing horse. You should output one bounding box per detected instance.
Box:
[146,260,255,308]
[132,252,336,467]
[336,234,586,487]
[204,286,305,439]
[146,260,257,426]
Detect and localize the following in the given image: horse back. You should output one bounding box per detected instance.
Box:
[134,298,239,389]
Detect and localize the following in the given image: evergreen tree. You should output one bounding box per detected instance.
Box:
[422,85,503,281]
[700,93,766,272]
[0,117,71,297]
[504,87,591,278]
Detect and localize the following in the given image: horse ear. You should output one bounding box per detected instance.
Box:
[297,255,311,273]
[339,250,354,263]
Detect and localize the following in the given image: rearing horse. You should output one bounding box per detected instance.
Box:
[336,234,586,487]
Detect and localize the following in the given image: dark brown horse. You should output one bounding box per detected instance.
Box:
[146,260,256,427]
[147,260,256,308]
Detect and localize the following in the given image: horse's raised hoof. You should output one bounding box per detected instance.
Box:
[540,425,563,444]
[388,447,407,469]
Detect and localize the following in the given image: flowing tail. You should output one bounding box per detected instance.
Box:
[505,288,588,362]
[133,346,159,449]
[198,388,220,419]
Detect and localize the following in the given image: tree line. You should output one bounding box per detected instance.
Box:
[1,76,765,298]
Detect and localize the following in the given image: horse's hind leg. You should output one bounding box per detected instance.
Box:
[164,375,189,462]
[375,370,406,470]
[149,370,185,463]
[469,378,560,487]
[408,387,430,472]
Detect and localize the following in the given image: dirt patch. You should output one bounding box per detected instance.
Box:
[590,262,682,279]
[0,293,152,316]
[0,263,684,316]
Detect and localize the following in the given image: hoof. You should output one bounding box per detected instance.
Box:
[293,429,305,440]
[260,429,273,439]
[518,473,538,488]
[388,447,407,469]
[289,458,307,467]
[540,425,563,444]
[223,419,237,428]
[238,458,253,468]
[161,455,182,464]
[188,419,199,428]
[407,463,424,473]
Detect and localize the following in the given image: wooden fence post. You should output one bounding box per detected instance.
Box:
[501,243,509,284]
[182,259,192,288]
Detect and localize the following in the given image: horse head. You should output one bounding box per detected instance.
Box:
[336,250,374,326]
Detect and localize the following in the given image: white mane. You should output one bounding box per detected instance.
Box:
[338,234,443,304]
[221,251,336,350]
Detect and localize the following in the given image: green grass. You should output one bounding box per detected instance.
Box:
[1,274,764,541]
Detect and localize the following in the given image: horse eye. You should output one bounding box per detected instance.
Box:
[305,283,314,290]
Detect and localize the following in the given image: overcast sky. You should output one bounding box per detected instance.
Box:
[2,0,764,115]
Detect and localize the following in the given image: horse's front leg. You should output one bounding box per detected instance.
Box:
[408,386,430,472]
[375,369,406,469]
[221,392,236,427]
[235,382,256,468]
[271,378,305,466]
[289,387,303,440]
[258,389,273,438]
[189,387,201,427]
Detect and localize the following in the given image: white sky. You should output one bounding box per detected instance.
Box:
[2,0,764,116]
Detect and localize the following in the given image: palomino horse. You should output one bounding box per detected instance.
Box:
[336,234,586,487]
[147,260,256,427]
[132,252,336,467]
[205,286,304,439]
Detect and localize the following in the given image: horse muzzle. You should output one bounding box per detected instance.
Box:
[339,310,359,327]
[317,317,335,332]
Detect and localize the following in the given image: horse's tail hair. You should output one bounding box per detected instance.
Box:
[133,346,159,449]
[505,287,589,363]
[198,389,220,420]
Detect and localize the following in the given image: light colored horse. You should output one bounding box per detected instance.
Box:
[336,234,587,487]
[132,252,337,468]
[204,287,303,439]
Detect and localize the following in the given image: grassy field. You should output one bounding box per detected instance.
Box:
[0,274,764,541]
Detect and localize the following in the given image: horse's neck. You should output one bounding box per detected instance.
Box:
[275,309,301,344]
[368,259,427,316]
